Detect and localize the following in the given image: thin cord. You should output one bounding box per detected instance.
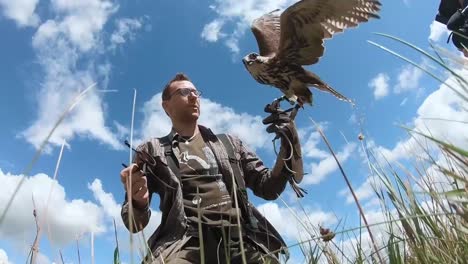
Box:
[217,236,223,264]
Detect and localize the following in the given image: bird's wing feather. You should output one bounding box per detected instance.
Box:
[276,0,381,65]
[251,10,282,57]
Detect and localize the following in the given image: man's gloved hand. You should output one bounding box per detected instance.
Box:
[262,102,304,184]
[262,103,294,138]
[447,6,468,31]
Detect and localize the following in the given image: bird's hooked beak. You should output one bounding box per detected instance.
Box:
[242,56,255,67]
[242,58,248,67]
[242,58,250,67]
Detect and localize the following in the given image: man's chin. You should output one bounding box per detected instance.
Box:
[183,113,199,122]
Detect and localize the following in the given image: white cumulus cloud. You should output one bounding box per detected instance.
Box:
[0,169,105,246]
[88,178,162,249]
[201,0,299,54]
[429,21,450,42]
[0,0,40,27]
[257,202,336,241]
[0,168,163,259]
[394,65,424,94]
[49,0,118,52]
[201,19,226,42]
[0,249,12,264]
[373,136,420,164]
[21,0,125,151]
[373,67,468,163]
[300,127,329,159]
[339,176,383,205]
[369,73,390,100]
[110,17,144,50]
[305,142,357,185]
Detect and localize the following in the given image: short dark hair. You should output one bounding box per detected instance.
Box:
[162,73,192,100]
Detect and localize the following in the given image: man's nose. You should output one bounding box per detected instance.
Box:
[188,92,198,101]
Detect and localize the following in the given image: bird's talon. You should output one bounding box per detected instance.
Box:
[290,105,300,120]
[273,96,287,107]
[265,96,287,113]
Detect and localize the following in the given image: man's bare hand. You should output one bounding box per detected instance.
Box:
[120,163,149,209]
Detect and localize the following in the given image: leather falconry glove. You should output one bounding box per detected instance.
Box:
[263,102,306,197]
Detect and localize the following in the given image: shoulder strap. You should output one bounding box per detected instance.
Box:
[217,133,258,230]
[217,134,246,190]
[159,136,181,181]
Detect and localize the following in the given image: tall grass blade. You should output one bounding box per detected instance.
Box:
[0,83,97,226]
[309,117,384,264]
[373,32,468,89]
[367,40,468,102]
[126,88,137,264]
[76,239,81,264]
[113,218,121,264]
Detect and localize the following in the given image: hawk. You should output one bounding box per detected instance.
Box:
[243,0,381,107]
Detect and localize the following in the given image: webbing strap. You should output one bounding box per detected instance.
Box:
[160,136,181,182]
[157,134,258,230]
[217,134,258,230]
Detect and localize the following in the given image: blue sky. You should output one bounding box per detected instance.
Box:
[0,0,467,263]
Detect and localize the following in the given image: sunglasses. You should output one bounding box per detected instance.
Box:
[166,88,202,100]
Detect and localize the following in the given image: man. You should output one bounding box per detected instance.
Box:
[436,0,468,57]
[120,73,304,263]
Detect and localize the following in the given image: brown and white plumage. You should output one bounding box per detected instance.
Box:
[243,0,381,106]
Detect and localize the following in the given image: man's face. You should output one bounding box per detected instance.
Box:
[162,80,201,123]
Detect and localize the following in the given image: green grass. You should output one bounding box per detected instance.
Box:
[284,34,468,263]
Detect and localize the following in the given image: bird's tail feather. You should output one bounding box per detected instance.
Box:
[316,84,354,105]
[303,69,354,105]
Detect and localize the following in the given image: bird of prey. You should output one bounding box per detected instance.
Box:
[242,0,381,107]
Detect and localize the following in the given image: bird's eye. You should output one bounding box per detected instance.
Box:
[249,53,258,60]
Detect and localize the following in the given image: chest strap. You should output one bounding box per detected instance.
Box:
[217,134,258,230]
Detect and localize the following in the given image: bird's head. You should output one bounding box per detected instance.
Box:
[242,52,268,74]
[242,52,260,66]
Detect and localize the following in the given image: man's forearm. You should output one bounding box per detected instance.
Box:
[272,122,304,181]
[121,199,151,233]
[271,142,291,178]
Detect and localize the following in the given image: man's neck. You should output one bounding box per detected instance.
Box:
[172,122,199,138]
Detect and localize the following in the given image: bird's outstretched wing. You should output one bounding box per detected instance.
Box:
[251,10,281,57]
[277,0,381,65]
